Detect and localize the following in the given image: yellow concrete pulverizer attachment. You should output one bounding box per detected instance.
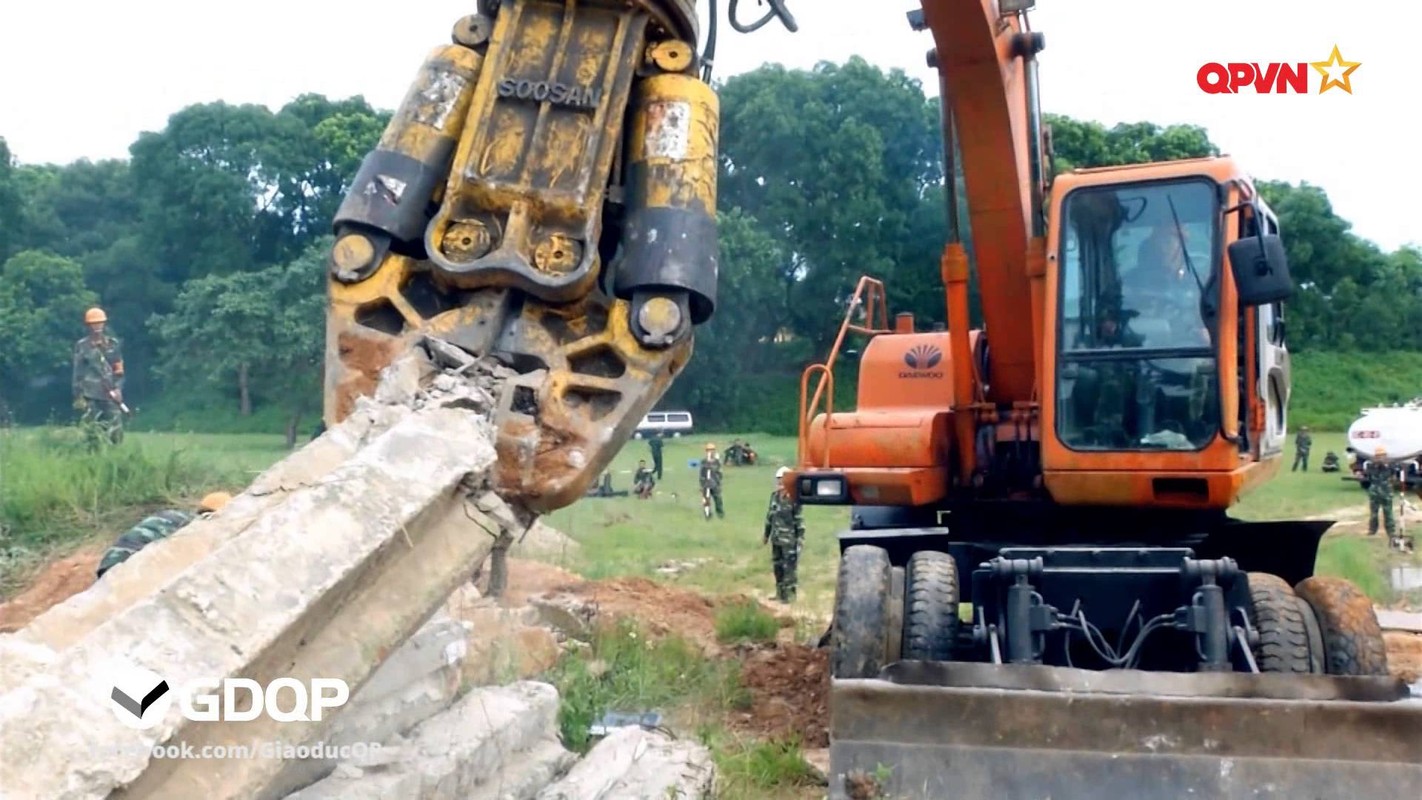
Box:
[324,0,733,514]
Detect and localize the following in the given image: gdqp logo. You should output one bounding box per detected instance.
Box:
[109,663,175,730]
[1197,44,1360,95]
[105,662,350,731]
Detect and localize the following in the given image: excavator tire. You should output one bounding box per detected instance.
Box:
[886,566,905,665]
[1296,594,1327,674]
[1245,572,1315,673]
[1294,575,1391,676]
[902,550,958,662]
[831,545,893,679]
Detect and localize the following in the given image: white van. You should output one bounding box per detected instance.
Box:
[633,410,694,438]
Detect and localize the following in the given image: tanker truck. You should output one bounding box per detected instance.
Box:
[1345,404,1422,492]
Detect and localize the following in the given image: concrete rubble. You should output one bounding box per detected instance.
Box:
[535,726,716,800]
[263,566,714,799]
[0,340,530,800]
[0,335,716,799]
[283,682,572,800]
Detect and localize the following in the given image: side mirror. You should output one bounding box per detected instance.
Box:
[1227,233,1295,306]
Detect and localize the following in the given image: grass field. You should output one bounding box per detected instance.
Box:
[4,426,1417,609]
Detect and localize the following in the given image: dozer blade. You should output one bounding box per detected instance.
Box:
[829,662,1422,800]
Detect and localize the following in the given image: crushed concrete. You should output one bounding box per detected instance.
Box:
[261,611,471,800]
[0,342,528,800]
[282,681,715,800]
[283,682,570,800]
[535,726,715,800]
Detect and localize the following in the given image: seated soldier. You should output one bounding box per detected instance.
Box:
[1321,451,1341,472]
[633,459,656,499]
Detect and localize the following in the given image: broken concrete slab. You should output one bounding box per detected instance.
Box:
[260,612,471,800]
[465,739,579,800]
[0,402,509,800]
[511,520,580,562]
[283,681,567,800]
[529,594,599,643]
[535,726,715,800]
[1377,609,1422,633]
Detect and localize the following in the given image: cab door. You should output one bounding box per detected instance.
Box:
[1254,212,1289,458]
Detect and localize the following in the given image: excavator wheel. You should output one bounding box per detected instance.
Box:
[1244,572,1316,673]
[886,566,905,665]
[902,550,959,662]
[1296,593,1328,674]
[830,545,893,679]
[1294,576,1391,676]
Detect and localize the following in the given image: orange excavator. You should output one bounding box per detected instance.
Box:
[313,0,1417,794]
[783,1,1422,797]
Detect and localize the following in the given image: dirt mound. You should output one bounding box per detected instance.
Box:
[501,558,585,606]
[731,643,830,748]
[560,575,729,652]
[1385,631,1422,684]
[0,546,103,633]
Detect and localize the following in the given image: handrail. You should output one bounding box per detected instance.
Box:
[798,364,833,468]
[796,275,893,470]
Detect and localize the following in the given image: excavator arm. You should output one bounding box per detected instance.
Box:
[324,0,795,514]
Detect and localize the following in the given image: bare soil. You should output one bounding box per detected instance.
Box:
[0,545,103,633]
[730,643,831,748]
[1384,631,1422,683]
[559,575,734,654]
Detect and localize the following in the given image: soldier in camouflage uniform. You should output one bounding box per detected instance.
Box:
[1363,446,1397,542]
[699,443,724,519]
[1292,426,1312,472]
[648,430,665,480]
[633,459,655,499]
[72,307,127,446]
[763,467,804,602]
[95,492,232,579]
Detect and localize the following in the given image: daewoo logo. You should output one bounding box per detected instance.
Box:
[899,344,944,379]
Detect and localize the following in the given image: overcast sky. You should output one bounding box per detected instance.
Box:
[0,1,1408,251]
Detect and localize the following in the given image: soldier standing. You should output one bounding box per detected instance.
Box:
[763,466,805,602]
[648,430,664,480]
[699,443,724,519]
[72,307,127,446]
[1363,446,1398,542]
[96,492,232,579]
[1292,426,1312,472]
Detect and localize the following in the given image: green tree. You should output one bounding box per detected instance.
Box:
[0,251,99,421]
[662,209,792,428]
[148,238,328,446]
[0,138,22,261]
[1045,115,1219,173]
[127,96,386,280]
[716,58,945,353]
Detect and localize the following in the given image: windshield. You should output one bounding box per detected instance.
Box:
[1055,178,1221,452]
